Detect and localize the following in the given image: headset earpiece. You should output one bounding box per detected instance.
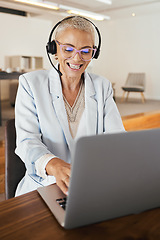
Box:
[93,46,100,59]
[46,40,57,55]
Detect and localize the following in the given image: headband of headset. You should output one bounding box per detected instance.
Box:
[46,16,101,59]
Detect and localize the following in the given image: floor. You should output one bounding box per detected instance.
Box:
[116,97,160,117]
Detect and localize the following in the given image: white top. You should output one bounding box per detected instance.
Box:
[63,81,85,138]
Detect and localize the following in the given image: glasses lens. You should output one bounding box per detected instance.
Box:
[81,48,91,59]
[61,46,75,59]
[80,48,95,61]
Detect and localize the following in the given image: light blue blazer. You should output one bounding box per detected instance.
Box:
[15,67,125,196]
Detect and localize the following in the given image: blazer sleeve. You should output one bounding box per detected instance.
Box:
[15,74,53,176]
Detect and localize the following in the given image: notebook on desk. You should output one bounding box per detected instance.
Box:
[37,128,160,229]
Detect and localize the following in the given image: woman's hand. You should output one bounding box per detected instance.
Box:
[45,158,71,195]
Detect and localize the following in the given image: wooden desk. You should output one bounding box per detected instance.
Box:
[0,190,160,239]
[122,110,160,131]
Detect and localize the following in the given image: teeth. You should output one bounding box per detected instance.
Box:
[69,63,81,69]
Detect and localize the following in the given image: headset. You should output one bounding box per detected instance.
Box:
[46,16,101,76]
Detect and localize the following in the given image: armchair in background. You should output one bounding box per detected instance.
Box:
[121,73,145,103]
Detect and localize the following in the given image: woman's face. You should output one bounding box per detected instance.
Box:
[56,28,94,80]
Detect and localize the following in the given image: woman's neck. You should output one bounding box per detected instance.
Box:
[61,74,84,107]
[61,74,83,91]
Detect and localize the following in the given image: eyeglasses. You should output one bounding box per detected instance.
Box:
[56,40,96,61]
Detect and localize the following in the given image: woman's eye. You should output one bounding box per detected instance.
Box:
[81,49,90,54]
[65,47,74,52]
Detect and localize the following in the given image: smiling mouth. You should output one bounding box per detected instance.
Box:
[67,63,83,70]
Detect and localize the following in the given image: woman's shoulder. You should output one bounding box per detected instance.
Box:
[18,70,52,91]
[20,69,50,82]
[86,72,111,88]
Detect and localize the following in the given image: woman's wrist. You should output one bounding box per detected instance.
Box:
[45,157,61,176]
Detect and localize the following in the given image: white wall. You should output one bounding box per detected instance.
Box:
[0,12,58,100]
[1,9,160,101]
[93,12,160,100]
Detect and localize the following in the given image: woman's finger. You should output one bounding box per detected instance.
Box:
[57,180,68,195]
[63,176,70,187]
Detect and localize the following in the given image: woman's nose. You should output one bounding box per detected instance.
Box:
[73,51,81,61]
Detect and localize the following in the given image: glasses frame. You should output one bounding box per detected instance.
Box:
[56,40,97,61]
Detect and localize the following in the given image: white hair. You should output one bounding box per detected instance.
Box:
[55,16,95,44]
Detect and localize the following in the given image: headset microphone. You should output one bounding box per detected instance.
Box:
[46,16,101,76]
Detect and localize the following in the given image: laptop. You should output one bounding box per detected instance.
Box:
[37,128,160,229]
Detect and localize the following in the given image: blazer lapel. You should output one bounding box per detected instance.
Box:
[85,72,98,136]
[48,68,73,150]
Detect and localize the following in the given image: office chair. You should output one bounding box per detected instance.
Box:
[5,119,26,199]
[121,73,146,103]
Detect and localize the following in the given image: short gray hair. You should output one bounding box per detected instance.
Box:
[55,16,95,43]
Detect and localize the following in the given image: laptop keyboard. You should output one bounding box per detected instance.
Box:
[56,197,67,210]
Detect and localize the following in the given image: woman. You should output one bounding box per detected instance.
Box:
[15,16,125,196]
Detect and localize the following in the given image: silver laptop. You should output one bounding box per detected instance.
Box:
[37,128,160,229]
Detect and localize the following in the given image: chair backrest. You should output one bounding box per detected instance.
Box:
[5,119,26,199]
[125,73,145,88]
